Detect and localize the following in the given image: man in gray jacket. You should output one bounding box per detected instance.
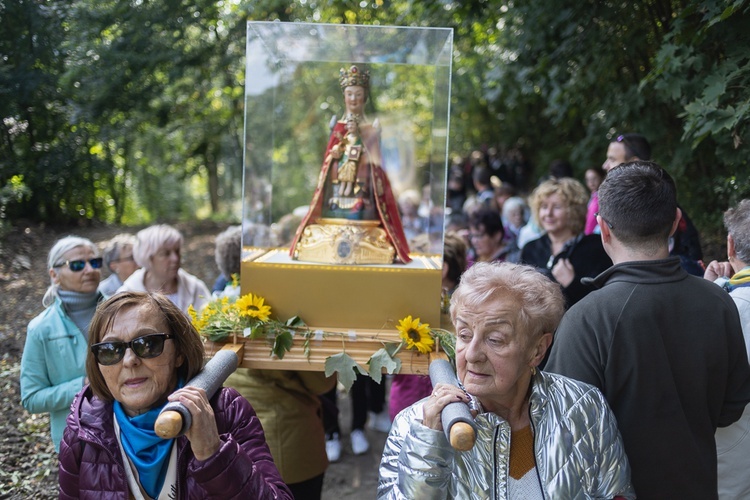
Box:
[545,161,750,499]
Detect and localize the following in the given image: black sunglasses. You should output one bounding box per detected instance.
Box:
[91,333,174,366]
[55,258,103,272]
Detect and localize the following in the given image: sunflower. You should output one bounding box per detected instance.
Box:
[235,293,272,322]
[187,304,207,331]
[397,315,434,354]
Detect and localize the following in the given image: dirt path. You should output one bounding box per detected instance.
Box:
[0,221,385,499]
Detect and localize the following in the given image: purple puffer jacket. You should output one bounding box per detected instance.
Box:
[59,385,293,500]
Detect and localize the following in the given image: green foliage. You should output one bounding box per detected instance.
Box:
[325,352,368,391]
[0,176,31,235]
[271,330,295,359]
[367,345,402,384]
[2,0,748,244]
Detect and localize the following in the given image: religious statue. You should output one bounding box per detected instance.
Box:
[289,65,411,265]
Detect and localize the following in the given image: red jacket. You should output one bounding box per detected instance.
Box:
[59,385,293,499]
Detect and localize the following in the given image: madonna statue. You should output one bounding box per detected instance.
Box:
[289,65,411,265]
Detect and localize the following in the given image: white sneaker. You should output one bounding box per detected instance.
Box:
[350,429,370,455]
[326,433,341,462]
[367,410,392,433]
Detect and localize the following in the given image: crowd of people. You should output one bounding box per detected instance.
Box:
[18,132,750,499]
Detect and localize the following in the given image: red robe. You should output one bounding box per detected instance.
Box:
[289,119,411,263]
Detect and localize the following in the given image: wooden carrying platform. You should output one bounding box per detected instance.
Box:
[204,327,448,374]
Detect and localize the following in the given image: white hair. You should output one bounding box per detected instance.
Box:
[43,236,99,307]
[132,224,183,271]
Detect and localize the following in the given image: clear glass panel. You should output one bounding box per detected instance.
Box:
[242,22,453,262]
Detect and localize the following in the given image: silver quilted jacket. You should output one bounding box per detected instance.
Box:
[378,370,635,499]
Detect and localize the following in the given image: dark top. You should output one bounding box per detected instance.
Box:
[545,258,750,500]
[520,233,612,307]
[59,385,293,500]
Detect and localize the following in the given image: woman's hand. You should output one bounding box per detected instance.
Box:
[704,260,732,281]
[552,258,575,287]
[168,386,220,461]
[422,383,472,431]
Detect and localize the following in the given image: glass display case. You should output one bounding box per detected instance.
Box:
[241,22,453,330]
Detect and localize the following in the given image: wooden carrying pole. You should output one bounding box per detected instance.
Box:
[428,358,477,451]
[154,344,243,439]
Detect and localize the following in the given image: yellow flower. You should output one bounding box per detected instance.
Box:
[235,293,272,322]
[397,315,434,354]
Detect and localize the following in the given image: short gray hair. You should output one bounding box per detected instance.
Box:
[214,226,242,278]
[451,261,565,343]
[724,199,750,264]
[502,196,528,223]
[102,233,136,269]
[133,224,183,271]
[44,236,99,307]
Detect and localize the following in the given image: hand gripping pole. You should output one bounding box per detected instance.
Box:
[428,359,477,451]
[154,348,239,439]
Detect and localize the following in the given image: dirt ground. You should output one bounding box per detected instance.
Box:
[0,220,386,499]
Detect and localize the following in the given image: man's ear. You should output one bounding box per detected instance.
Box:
[669,208,683,237]
[728,233,736,260]
[598,215,612,244]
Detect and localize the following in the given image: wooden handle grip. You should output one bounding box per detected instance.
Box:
[154,410,184,439]
[449,422,476,452]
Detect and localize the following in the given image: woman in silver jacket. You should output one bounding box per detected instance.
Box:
[378,262,634,499]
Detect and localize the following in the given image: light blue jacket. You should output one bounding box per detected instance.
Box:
[20,298,88,452]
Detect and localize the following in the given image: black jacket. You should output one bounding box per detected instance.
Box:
[520,233,612,307]
[545,258,750,500]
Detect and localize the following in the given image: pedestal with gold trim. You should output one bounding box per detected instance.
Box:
[293,218,396,265]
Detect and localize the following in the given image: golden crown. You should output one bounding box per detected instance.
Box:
[339,65,370,91]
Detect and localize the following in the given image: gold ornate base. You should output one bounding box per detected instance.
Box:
[293,218,396,264]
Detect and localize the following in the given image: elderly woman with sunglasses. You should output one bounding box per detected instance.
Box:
[118,224,211,314]
[21,235,105,452]
[59,292,293,499]
[378,262,634,499]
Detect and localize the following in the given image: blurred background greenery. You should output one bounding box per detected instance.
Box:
[2,0,749,247]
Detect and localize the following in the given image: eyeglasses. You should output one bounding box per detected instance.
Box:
[469,232,487,240]
[595,212,614,230]
[91,333,174,366]
[54,258,104,272]
[111,256,134,263]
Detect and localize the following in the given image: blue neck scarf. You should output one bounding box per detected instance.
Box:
[114,379,183,498]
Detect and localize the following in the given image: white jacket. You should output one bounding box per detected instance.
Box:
[118,268,210,313]
[717,285,750,499]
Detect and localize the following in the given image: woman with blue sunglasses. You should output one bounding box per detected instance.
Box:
[20,235,105,452]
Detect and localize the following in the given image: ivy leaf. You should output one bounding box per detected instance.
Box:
[247,323,265,340]
[702,73,726,104]
[325,353,367,391]
[286,315,307,327]
[272,330,294,359]
[207,331,228,342]
[367,347,401,384]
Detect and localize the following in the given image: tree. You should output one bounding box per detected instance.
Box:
[2,0,748,241]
